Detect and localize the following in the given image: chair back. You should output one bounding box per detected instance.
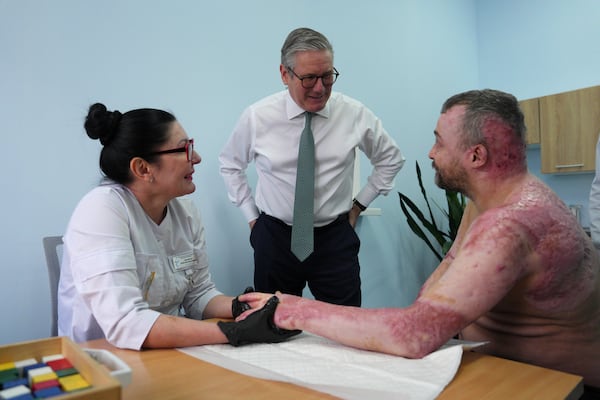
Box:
[43,236,63,336]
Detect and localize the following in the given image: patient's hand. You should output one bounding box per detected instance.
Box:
[235,291,274,319]
[232,286,255,318]
[218,296,302,346]
[272,292,305,330]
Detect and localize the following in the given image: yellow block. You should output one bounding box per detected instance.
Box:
[31,371,59,384]
[0,362,16,372]
[59,374,91,392]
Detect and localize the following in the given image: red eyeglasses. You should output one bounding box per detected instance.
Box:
[148,139,194,161]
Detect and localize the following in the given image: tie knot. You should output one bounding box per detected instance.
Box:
[305,112,312,123]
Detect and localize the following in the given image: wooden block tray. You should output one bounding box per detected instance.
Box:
[0,336,121,399]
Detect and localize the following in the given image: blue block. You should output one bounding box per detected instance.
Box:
[2,377,28,389]
[33,386,63,398]
[10,394,34,400]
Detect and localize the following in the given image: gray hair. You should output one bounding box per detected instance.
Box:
[281,27,334,69]
[441,89,526,149]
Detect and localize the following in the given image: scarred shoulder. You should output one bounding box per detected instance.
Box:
[448,176,594,311]
[464,177,582,254]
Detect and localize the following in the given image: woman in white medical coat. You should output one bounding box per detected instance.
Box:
[57,103,275,350]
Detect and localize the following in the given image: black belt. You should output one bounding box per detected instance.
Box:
[260,212,348,230]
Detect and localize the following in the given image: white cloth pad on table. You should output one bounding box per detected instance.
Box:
[178,332,468,400]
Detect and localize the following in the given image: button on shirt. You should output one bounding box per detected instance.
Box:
[219,91,405,225]
[57,183,222,350]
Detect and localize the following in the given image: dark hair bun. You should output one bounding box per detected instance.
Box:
[84,103,123,146]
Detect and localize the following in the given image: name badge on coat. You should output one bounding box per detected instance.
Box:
[171,251,198,271]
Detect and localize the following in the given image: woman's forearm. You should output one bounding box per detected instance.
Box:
[142,314,228,348]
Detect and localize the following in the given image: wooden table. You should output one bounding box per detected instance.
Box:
[83,339,583,400]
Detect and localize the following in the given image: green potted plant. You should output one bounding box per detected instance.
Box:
[398,161,466,261]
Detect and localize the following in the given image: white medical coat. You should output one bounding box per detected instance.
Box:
[58,183,222,349]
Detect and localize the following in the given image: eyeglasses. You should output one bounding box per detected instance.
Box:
[287,67,339,88]
[147,139,194,162]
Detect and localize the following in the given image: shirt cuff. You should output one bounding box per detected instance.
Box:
[240,202,260,223]
[354,186,379,209]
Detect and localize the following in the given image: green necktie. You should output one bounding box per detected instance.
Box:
[291,112,314,261]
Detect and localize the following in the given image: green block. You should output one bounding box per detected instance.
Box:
[55,367,78,378]
[0,368,20,385]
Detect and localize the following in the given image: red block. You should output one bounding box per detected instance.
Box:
[46,358,73,371]
[32,378,60,391]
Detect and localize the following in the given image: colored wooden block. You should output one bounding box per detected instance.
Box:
[0,384,30,399]
[12,360,36,375]
[59,374,90,392]
[32,385,63,398]
[46,359,72,372]
[31,372,58,385]
[40,355,63,364]
[20,363,46,377]
[26,366,53,384]
[55,367,78,378]
[7,394,34,400]
[31,379,59,392]
[0,370,20,386]
[0,363,16,373]
[1,378,28,390]
[0,369,18,378]
[26,366,52,377]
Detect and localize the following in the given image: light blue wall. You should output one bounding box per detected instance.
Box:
[1,0,596,345]
[0,0,477,344]
[476,0,600,227]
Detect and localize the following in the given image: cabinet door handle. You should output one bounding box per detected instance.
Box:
[555,163,584,169]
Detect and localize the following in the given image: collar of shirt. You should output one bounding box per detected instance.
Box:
[284,91,330,120]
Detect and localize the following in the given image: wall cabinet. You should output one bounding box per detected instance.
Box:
[519,98,540,145]
[538,85,600,174]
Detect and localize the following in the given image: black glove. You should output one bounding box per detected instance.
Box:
[218,296,302,346]
[231,286,254,318]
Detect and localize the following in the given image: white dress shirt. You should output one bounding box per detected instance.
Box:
[57,183,222,350]
[219,90,405,225]
[590,136,600,249]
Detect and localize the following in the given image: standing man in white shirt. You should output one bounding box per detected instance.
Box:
[219,27,404,306]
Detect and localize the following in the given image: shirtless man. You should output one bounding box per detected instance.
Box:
[239,89,600,394]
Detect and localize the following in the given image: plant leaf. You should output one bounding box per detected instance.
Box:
[415,161,438,228]
[399,193,445,247]
[399,197,444,261]
[398,160,466,262]
[446,191,465,239]
[442,240,453,255]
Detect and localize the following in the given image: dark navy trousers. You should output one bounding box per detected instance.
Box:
[250,212,361,306]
